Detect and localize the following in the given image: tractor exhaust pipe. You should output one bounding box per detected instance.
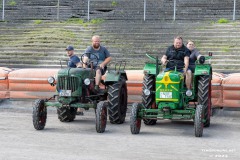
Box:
[156,56,159,74]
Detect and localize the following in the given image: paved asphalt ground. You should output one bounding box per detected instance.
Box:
[0,99,239,160]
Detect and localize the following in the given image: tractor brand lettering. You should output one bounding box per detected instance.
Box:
[160,89,173,92]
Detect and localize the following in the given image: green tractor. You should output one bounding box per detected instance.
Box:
[130,53,212,137]
[32,53,128,133]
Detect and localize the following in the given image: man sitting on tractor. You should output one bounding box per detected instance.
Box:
[66,45,84,115]
[186,40,203,73]
[161,36,192,96]
[66,45,82,68]
[83,35,112,92]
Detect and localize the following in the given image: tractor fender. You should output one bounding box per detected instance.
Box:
[194,65,212,76]
[104,71,128,85]
[143,63,161,75]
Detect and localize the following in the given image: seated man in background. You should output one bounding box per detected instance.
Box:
[66,45,84,115]
[83,35,112,92]
[186,40,202,73]
[161,36,192,96]
[66,45,82,68]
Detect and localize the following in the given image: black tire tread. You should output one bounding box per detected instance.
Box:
[96,101,107,133]
[130,103,141,134]
[195,105,204,137]
[108,77,128,124]
[57,107,77,122]
[198,75,211,127]
[142,74,157,125]
[32,99,47,130]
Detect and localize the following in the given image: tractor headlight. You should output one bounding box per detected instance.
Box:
[144,89,151,96]
[84,78,91,85]
[47,76,55,84]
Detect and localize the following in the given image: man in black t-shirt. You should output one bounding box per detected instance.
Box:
[161,36,192,96]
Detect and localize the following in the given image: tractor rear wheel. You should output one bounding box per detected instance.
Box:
[194,105,204,137]
[57,107,77,122]
[130,103,142,134]
[108,77,128,124]
[96,101,108,133]
[198,75,211,127]
[33,99,47,130]
[142,74,157,125]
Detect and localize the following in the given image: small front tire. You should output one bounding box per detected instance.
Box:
[96,101,108,133]
[130,103,142,134]
[194,105,204,137]
[33,99,47,130]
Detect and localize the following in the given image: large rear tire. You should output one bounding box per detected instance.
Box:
[96,101,108,133]
[142,74,157,125]
[194,105,204,137]
[130,103,142,134]
[198,75,211,127]
[57,107,77,122]
[33,99,47,130]
[108,77,128,124]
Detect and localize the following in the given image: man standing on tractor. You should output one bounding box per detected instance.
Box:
[161,36,192,96]
[83,35,112,92]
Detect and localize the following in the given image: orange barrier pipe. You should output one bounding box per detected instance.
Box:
[210,72,224,107]
[221,100,240,108]
[9,91,55,99]
[1,68,240,108]
[8,68,58,99]
[0,67,12,99]
[222,74,240,90]
[223,90,240,100]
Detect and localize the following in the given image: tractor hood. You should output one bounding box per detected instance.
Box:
[58,68,95,79]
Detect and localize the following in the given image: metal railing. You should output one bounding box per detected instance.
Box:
[1,0,238,21]
[86,0,237,21]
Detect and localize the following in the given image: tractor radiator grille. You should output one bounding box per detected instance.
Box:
[58,76,79,92]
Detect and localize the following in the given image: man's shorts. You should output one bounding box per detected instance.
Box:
[95,66,107,75]
[188,65,195,73]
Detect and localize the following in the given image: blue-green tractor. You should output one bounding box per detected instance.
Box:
[130,53,212,137]
[32,53,128,133]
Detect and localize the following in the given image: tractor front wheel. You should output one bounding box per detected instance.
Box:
[108,77,128,124]
[142,74,157,125]
[130,103,142,134]
[57,107,77,122]
[33,99,47,130]
[194,105,204,137]
[198,75,211,127]
[96,101,108,133]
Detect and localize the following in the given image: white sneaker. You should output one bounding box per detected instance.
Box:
[186,89,192,96]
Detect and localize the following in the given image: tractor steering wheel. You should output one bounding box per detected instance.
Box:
[80,53,99,66]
